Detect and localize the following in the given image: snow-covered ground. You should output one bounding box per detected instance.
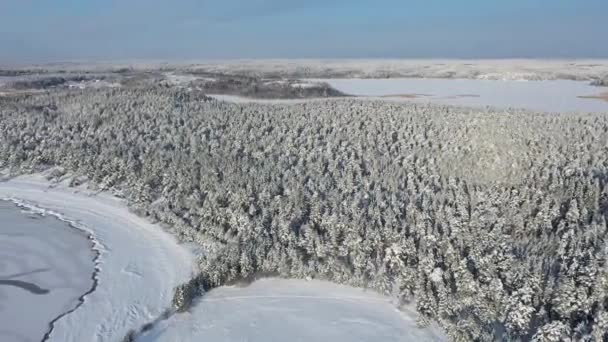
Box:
[137,278,446,342]
[0,201,95,342]
[184,59,608,81]
[0,173,446,342]
[0,174,195,342]
[163,73,202,86]
[67,79,121,90]
[6,59,608,82]
[313,78,608,113]
[291,82,323,89]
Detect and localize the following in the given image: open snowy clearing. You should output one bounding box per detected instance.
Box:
[137,278,446,342]
[0,201,95,342]
[0,174,195,342]
[313,78,608,113]
[0,174,445,342]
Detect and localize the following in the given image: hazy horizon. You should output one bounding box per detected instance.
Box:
[1,0,607,63]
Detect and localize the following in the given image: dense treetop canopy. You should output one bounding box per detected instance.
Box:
[1,87,607,341]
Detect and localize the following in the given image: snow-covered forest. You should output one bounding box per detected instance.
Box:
[1,86,608,341]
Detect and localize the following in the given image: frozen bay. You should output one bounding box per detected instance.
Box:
[0,200,96,342]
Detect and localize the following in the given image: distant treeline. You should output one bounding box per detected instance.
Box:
[1,87,607,341]
[591,75,608,87]
[0,70,346,99]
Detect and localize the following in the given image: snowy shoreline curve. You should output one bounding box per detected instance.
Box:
[0,174,195,342]
[136,277,447,342]
[0,173,447,342]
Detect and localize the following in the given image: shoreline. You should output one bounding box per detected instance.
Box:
[137,277,447,342]
[0,172,447,341]
[1,198,103,342]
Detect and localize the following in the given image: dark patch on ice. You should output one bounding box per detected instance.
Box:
[121,309,174,342]
[0,280,49,295]
[124,271,282,341]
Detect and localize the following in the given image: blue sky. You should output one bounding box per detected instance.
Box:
[0,0,607,62]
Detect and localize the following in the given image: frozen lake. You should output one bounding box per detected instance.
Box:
[312,78,608,113]
[0,200,95,342]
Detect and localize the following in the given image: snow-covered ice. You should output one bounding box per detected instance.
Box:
[0,174,195,342]
[137,278,446,342]
[0,201,96,342]
[312,78,608,113]
[209,78,608,114]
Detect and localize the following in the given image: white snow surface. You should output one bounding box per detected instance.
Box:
[0,174,195,342]
[291,82,321,88]
[67,80,121,90]
[137,278,446,342]
[163,73,201,85]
